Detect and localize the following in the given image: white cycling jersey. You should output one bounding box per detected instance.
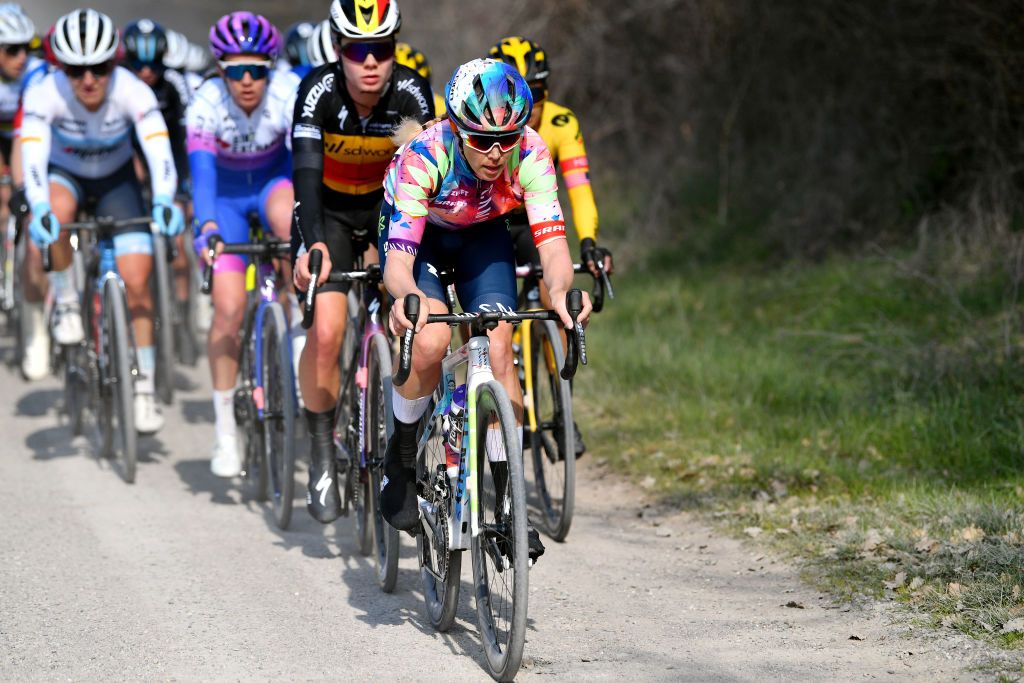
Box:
[20,66,177,209]
[185,71,203,93]
[0,56,46,139]
[186,70,299,171]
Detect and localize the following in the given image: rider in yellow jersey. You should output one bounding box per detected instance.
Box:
[394,42,444,114]
[489,36,613,456]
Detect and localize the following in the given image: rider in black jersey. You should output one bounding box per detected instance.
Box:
[291,0,434,523]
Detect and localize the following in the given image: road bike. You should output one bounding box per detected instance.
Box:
[513,261,612,541]
[395,290,586,681]
[202,231,297,529]
[60,217,152,483]
[301,249,399,590]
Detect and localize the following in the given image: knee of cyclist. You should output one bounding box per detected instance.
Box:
[120,273,151,302]
[488,340,516,377]
[413,328,450,365]
[213,302,245,330]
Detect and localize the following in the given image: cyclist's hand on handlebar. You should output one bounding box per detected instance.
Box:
[194,223,222,264]
[581,238,614,277]
[550,287,592,330]
[389,289,429,334]
[293,242,332,291]
[28,202,60,247]
[153,194,185,236]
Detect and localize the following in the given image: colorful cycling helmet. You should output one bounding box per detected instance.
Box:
[394,42,429,80]
[489,36,549,83]
[209,12,279,60]
[163,29,188,69]
[445,58,532,134]
[329,0,401,40]
[0,3,34,45]
[284,21,315,66]
[123,19,167,66]
[307,20,337,66]
[50,9,118,66]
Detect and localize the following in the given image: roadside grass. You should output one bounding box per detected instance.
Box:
[575,238,1024,648]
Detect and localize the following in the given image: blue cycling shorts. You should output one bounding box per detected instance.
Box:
[378,200,516,313]
[213,175,291,246]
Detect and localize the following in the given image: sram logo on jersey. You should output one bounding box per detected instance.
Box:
[301,73,335,119]
[531,221,566,241]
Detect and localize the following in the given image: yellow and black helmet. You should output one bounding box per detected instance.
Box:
[489,36,549,83]
[394,42,430,80]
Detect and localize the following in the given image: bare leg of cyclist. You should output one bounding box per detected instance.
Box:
[381,297,450,532]
[45,184,81,343]
[300,290,347,523]
[207,267,245,476]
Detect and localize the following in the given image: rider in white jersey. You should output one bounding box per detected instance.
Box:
[20,9,183,431]
[188,12,297,476]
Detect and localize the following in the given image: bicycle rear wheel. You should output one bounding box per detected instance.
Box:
[262,302,296,530]
[471,380,528,681]
[367,333,400,592]
[104,279,137,483]
[150,233,175,405]
[176,241,200,366]
[528,320,576,541]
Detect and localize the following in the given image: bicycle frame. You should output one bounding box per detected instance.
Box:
[418,333,499,549]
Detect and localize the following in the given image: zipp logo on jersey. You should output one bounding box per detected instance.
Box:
[395,77,429,116]
[302,73,335,119]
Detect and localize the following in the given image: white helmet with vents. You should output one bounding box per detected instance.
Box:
[163,29,189,70]
[50,8,118,65]
[0,4,35,45]
[306,20,337,66]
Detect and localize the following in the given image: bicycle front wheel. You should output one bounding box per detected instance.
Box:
[528,320,576,541]
[262,302,296,530]
[367,333,400,592]
[150,234,175,405]
[471,380,528,681]
[104,279,137,483]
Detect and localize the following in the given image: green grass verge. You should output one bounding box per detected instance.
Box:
[575,239,1024,648]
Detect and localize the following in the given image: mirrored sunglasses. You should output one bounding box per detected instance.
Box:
[219,61,271,81]
[340,40,395,63]
[459,129,523,154]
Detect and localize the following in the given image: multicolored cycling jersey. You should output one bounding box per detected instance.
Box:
[20,66,177,209]
[0,56,47,140]
[522,100,598,242]
[186,70,299,230]
[382,120,566,256]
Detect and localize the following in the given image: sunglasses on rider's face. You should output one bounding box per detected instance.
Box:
[128,58,165,74]
[219,61,271,81]
[65,61,114,79]
[2,43,29,56]
[340,39,395,64]
[459,128,523,154]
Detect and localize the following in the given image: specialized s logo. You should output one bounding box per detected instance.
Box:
[395,77,429,116]
[302,73,335,119]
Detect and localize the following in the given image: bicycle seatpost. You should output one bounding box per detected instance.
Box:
[394,293,420,387]
[200,234,222,295]
[301,247,323,330]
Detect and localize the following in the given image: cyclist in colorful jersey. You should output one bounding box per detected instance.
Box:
[490,36,614,455]
[394,42,444,114]
[188,12,298,477]
[21,9,183,430]
[290,0,434,524]
[376,58,592,558]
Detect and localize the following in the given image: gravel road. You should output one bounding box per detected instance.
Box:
[0,347,1004,681]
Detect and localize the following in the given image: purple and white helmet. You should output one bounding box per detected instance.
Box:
[208,12,279,60]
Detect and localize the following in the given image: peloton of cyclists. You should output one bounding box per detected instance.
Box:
[20,8,184,432]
